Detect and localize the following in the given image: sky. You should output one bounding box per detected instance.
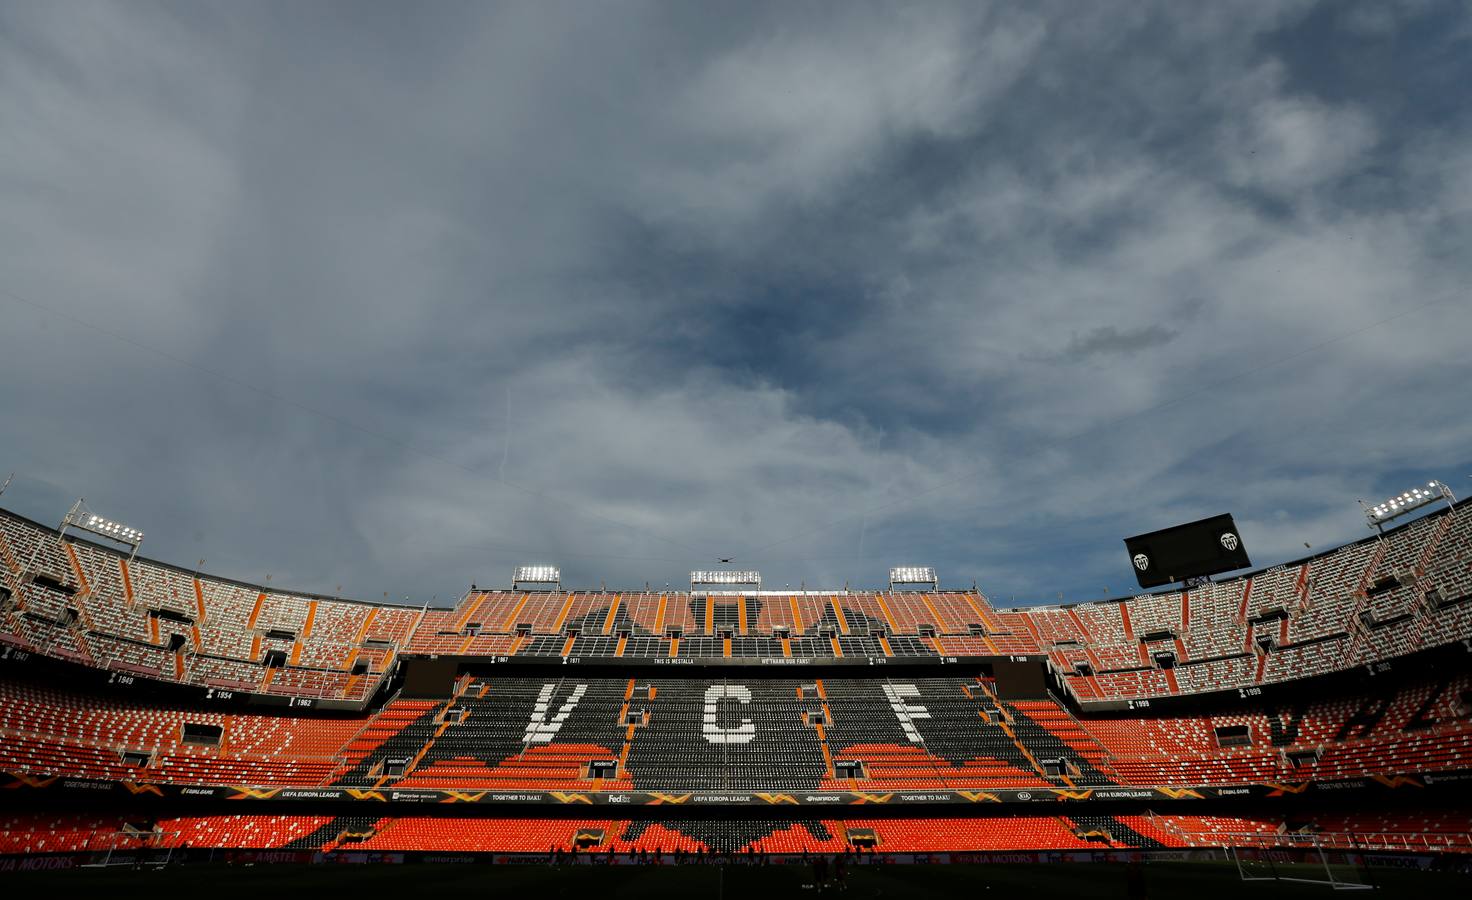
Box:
[1,0,1469,608]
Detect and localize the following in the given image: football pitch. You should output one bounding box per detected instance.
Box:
[3,861,1464,898]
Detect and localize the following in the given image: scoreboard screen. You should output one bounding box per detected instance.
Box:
[1123,513,1251,589]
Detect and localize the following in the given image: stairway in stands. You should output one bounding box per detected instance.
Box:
[281,815,383,851]
[1062,815,1165,849]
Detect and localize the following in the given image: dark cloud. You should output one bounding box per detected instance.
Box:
[1040,324,1181,362]
[1,0,1470,607]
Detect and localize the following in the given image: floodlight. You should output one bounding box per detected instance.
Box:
[513,565,561,588]
[1365,481,1452,527]
[690,570,761,589]
[84,515,143,542]
[60,502,144,552]
[889,566,938,590]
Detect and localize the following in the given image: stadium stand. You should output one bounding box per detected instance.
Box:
[4,810,1470,855]
[3,662,1468,793]
[2,498,1471,866]
[6,499,1472,708]
[1,509,418,705]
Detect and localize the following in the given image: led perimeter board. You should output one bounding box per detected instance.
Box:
[1124,513,1251,589]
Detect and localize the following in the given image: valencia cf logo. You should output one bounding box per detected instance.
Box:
[1132,554,1149,571]
[1220,532,1239,551]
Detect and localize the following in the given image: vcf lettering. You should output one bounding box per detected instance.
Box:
[882,683,931,743]
[703,684,756,744]
[523,683,588,743]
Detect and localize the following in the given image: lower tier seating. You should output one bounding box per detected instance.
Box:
[3,811,1469,855]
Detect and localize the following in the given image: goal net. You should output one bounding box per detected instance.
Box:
[79,829,179,868]
[1229,843,1373,890]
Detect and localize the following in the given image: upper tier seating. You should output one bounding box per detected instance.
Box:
[1,510,419,704]
[4,500,1472,707]
[396,501,1472,700]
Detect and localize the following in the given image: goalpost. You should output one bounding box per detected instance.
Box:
[79,829,179,869]
[1228,838,1374,891]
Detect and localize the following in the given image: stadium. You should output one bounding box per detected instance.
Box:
[6,2,1472,896]
[2,486,1469,894]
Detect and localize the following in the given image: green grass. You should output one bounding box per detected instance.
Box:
[2,861,1463,898]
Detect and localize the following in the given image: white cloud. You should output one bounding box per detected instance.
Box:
[1222,95,1378,192]
[643,6,1045,225]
